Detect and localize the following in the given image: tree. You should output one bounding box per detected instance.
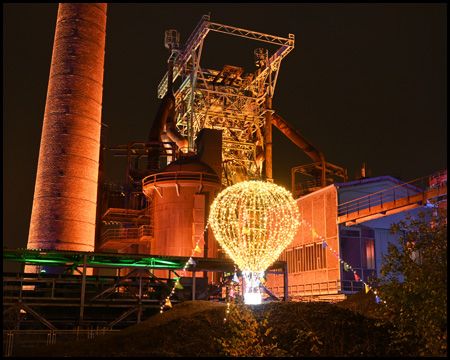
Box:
[375,208,447,356]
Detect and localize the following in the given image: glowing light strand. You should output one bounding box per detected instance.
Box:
[224,270,239,323]
[159,222,210,314]
[301,219,386,305]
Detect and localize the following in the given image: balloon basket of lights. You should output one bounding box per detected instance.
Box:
[242,270,264,305]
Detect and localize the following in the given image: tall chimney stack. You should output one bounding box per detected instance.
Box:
[27,3,107,254]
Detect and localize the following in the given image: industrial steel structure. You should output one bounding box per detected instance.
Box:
[99,14,336,256]
[3,249,287,335]
[155,14,293,185]
[8,7,446,348]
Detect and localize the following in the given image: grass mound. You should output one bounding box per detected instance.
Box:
[14,301,228,357]
[14,297,394,357]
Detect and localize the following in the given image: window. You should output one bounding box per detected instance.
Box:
[286,248,293,272]
[341,227,376,270]
[362,238,375,269]
[280,242,327,273]
[295,247,303,272]
[315,242,327,269]
[305,245,313,271]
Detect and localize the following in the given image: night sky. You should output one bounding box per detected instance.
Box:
[3,3,447,251]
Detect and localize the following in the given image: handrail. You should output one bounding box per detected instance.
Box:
[266,279,367,299]
[142,171,221,188]
[100,225,153,244]
[337,174,435,217]
[3,329,120,357]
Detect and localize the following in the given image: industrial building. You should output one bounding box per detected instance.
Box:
[3,5,447,351]
[267,170,447,301]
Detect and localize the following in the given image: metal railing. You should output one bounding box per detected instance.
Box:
[100,225,153,244]
[142,171,221,188]
[293,178,336,197]
[429,169,447,188]
[3,273,133,302]
[337,175,431,217]
[3,329,120,357]
[267,279,366,299]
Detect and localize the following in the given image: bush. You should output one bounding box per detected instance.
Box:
[215,299,287,357]
[375,209,447,356]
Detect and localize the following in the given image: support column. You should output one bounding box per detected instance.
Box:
[79,254,87,325]
[138,270,143,323]
[283,262,288,301]
[321,160,327,188]
[265,95,273,182]
[192,269,196,300]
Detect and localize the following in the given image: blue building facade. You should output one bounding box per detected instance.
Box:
[267,172,446,300]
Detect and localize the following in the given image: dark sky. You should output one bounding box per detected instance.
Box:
[3,3,447,250]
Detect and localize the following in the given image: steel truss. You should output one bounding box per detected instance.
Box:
[157,15,294,185]
[3,249,288,331]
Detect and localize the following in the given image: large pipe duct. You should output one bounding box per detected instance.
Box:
[27,3,107,254]
[264,95,273,181]
[271,112,325,163]
[148,44,188,153]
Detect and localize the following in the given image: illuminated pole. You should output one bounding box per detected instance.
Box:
[265,53,273,183]
[265,95,273,182]
[27,4,107,254]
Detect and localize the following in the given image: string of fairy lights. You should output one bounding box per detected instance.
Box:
[158,219,240,322]
[223,268,240,322]
[159,223,209,313]
[301,219,386,305]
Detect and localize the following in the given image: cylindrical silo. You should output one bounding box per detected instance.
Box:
[142,158,222,281]
[27,3,107,255]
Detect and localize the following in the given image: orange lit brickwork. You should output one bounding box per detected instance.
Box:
[28,4,107,253]
[266,186,340,298]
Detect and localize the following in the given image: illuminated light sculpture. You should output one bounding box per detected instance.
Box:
[209,181,299,304]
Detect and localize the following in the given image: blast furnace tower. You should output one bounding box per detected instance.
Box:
[155,15,295,185]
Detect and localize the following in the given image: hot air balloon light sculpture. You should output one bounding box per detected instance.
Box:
[209,181,299,304]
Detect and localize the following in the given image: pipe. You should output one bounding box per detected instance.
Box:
[27,3,107,256]
[148,56,188,153]
[165,97,188,152]
[271,112,325,163]
[264,95,273,181]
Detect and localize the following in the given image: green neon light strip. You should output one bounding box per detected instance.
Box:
[23,259,69,264]
[6,253,184,268]
[142,258,180,265]
[21,258,182,268]
[88,260,182,268]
